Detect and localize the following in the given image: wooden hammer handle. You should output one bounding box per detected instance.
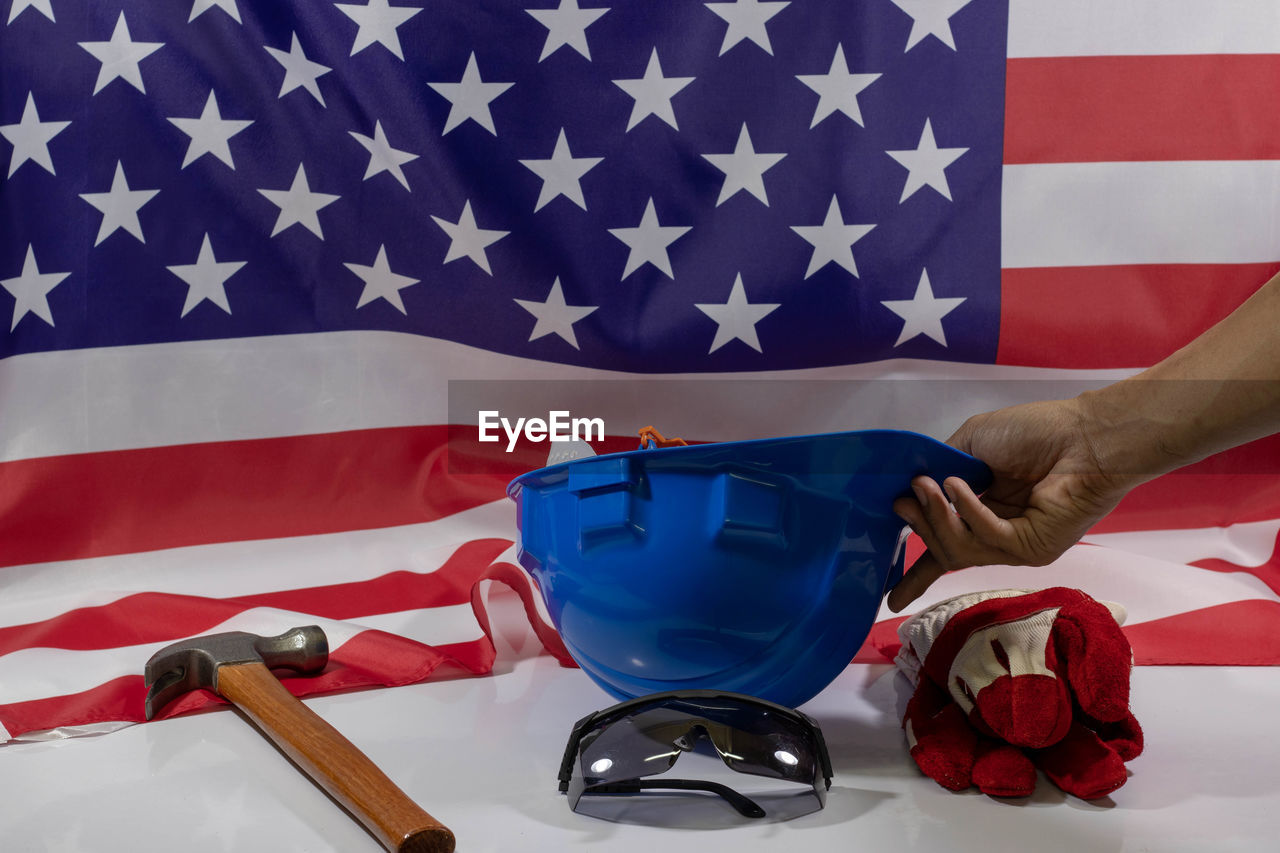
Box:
[217,661,455,853]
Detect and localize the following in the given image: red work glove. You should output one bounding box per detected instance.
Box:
[894,587,1143,799]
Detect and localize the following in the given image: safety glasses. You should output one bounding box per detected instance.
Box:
[559,690,832,819]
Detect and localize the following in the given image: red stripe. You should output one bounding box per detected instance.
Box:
[1095,435,1280,532]
[0,632,494,740]
[1006,55,1280,164]
[0,426,519,569]
[996,264,1275,368]
[1122,599,1280,665]
[0,538,513,656]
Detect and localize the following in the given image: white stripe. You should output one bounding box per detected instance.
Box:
[0,330,1137,463]
[1008,0,1280,58]
[1002,161,1280,269]
[1083,519,1280,568]
[879,542,1279,628]
[0,605,484,707]
[0,500,515,628]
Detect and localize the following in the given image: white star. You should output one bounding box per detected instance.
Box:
[885,118,968,202]
[258,164,340,238]
[705,0,789,56]
[2,245,69,331]
[881,268,966,346]
[695,274,780,353]
[430,200,508,274]
[514,277,597,349]
[345,244,419,314]
[166,234,245,317]
[1,92,70,177]
[189,0,241,23]
[349,120,418,189]
[335,0,421,60]
[265,33,331,106]
[526,0,609,62]
[519,128,604,211]
[78,12,164,95]
[427,52,514,135]
[790,195,875,279]
[7,0,55,25]
[889,0,975,52]
[702,123,785,207]
[608,198,691,280]
[168,92,252,169]
[78,162,160,246]
[613,48,694,132]
[796,44,881,129]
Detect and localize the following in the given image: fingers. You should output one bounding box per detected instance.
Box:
[887,475,1017,612]
[886,548,945,612]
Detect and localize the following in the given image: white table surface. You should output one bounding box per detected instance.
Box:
[3,591,1276,853]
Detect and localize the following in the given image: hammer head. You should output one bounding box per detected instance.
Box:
[144,626,328,720]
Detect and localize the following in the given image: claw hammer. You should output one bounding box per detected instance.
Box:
[144,626,455,853]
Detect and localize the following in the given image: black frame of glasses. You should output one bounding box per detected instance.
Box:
[558,689,833,818]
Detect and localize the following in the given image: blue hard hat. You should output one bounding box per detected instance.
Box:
[507,429,991,707]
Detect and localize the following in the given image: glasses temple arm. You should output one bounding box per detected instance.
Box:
[582,778,766,818]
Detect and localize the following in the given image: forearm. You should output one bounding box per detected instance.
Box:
[1078,270,1280,486]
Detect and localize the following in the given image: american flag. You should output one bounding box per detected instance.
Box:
[2,0,1278,743]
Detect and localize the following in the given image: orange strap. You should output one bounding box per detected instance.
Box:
[637,425,688,448]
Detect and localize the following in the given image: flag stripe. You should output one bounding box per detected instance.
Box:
[996,263,1276,367]
[1007,0,1280,58]
[1001,161,1280,269]
[0,538,512,658]
[0,332,1138,466]
[1005,55,1280,164]
[1120,599,1280,664]
[0,632,494,741]
[0,426,516,568]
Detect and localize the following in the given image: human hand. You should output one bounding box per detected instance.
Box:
[887,398,1132,612]
[896,588,1143,800]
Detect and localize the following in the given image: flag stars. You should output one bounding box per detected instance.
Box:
[428,53,514,135]
[519,128,604,211]
[881,268,966,347]
[79,162,160,246]
[695,274,780,353]
[886,118,968,203]
[705,0,790,56]
[349,120,418,189]
[515,278,598,349]
[258,165,340,238]
[265,34,331,106]
[2,245,69,331]
[78,11,164,96]
[168,92,253,169]
[888,0,976,52]
[7,0,55,25]
[431,200,509,274]
[189,0,242,24]
[702,124,786,206]
[335,0,422,60]
[613,49,695,132]
[345,245,420,314]
[796,44,881,129]
[526,0,610,62]
[1,93,70,178]
[608,198,691,280]
[791,195,875,279]
[166,234,245,317]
